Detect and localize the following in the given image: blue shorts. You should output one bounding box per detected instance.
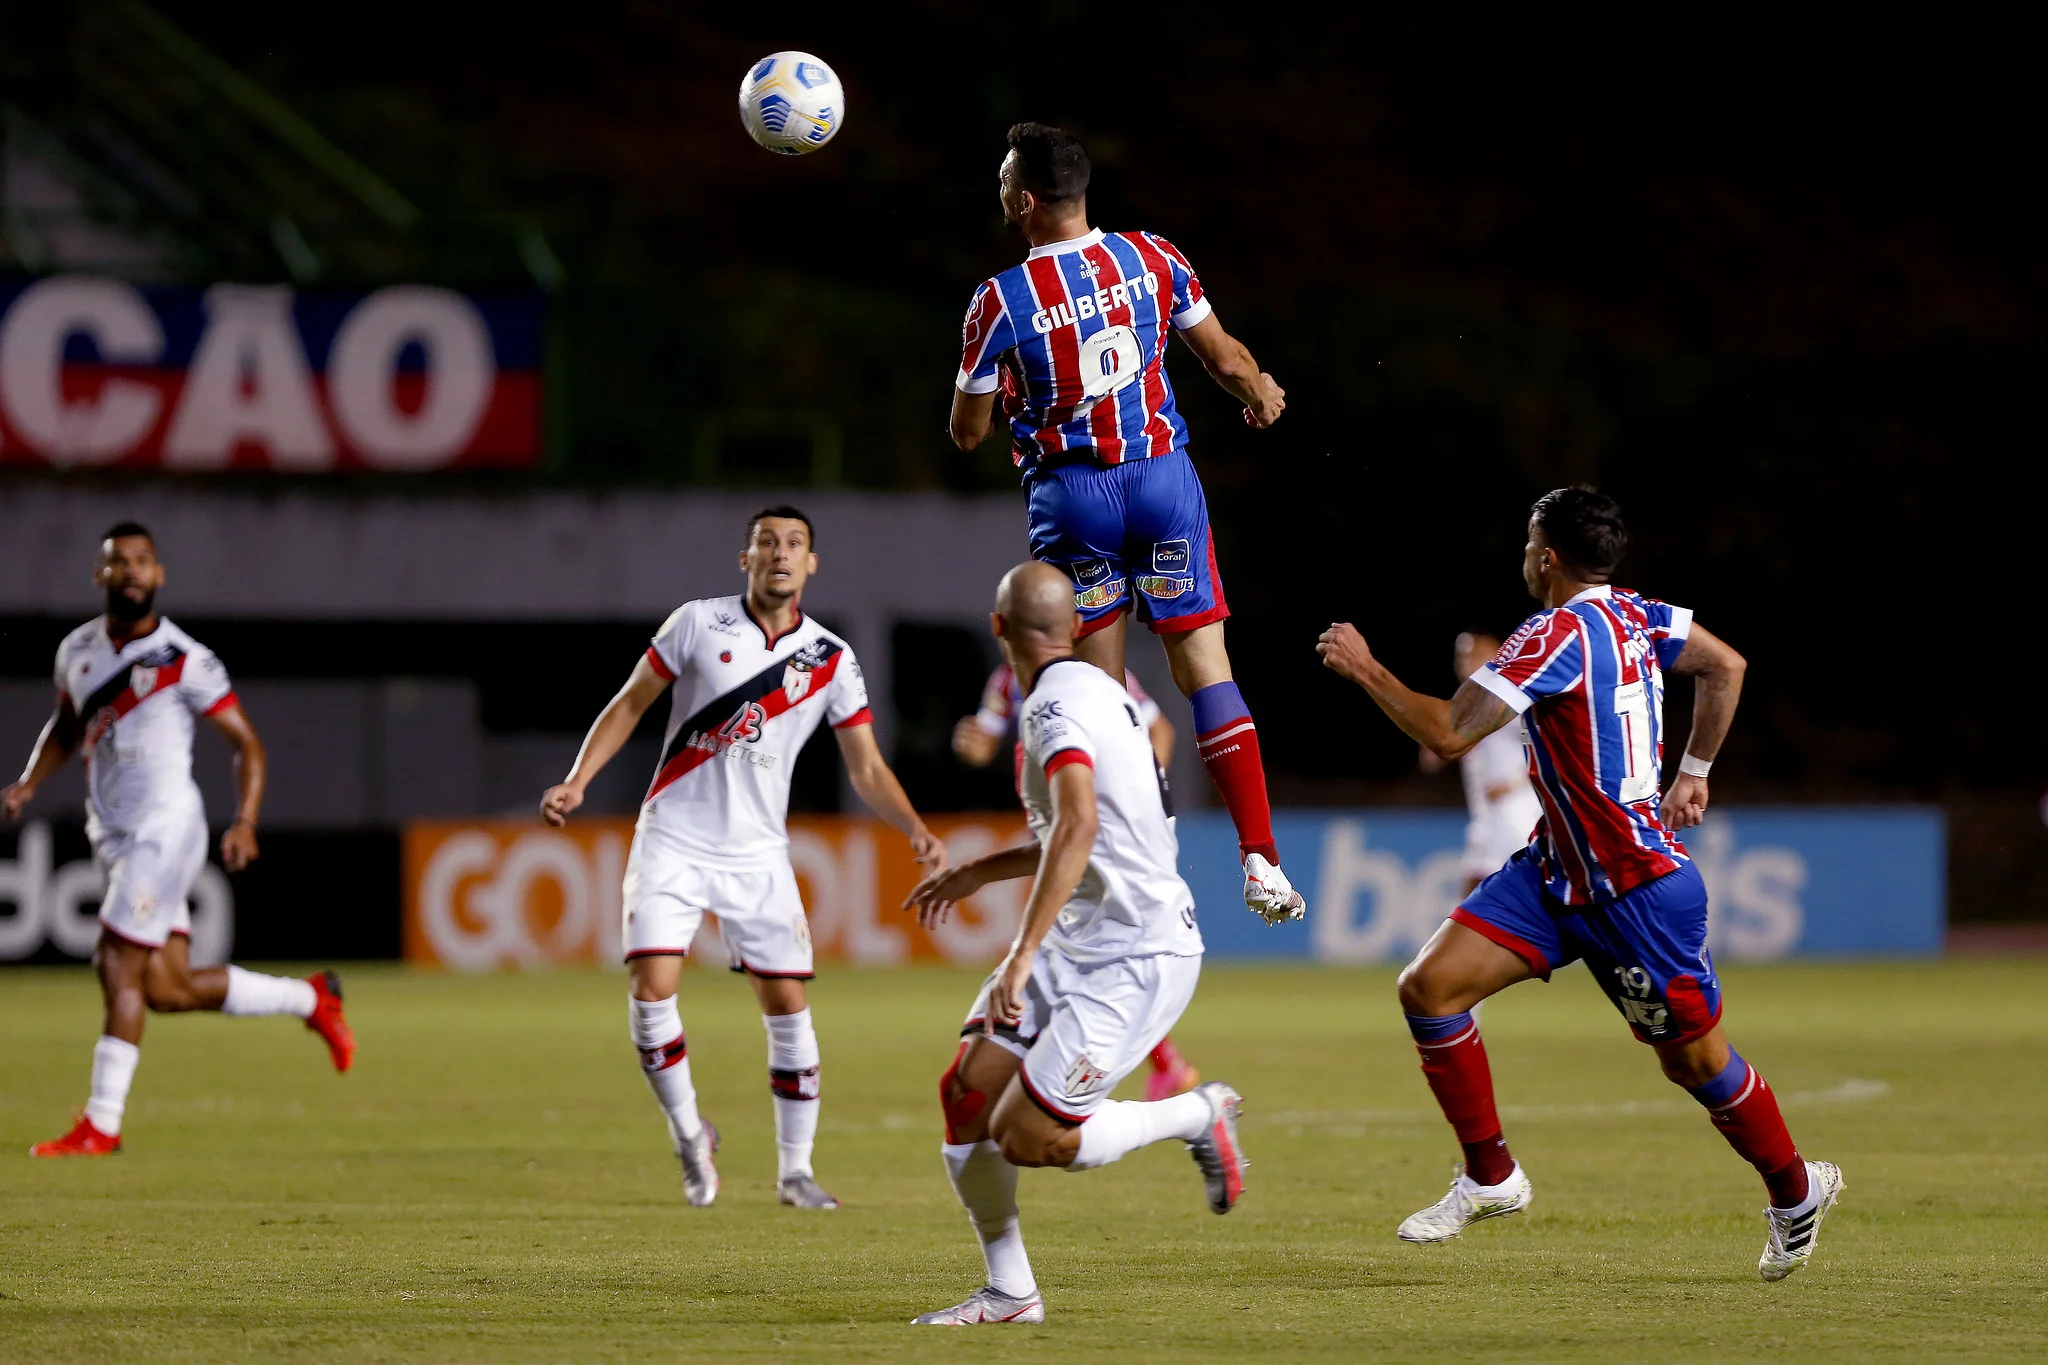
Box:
[1451,854,1723,1046]
[1025,451,1229,637]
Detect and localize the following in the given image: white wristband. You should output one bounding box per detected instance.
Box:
[1678,753,1713,779]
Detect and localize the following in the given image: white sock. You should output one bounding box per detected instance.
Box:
[84,1035,140,1136]
[943,1140,1037,1299]
[1069,1092,1213,1171]
[222,966,316,1018]
[630,996,703,1145]
[764,1009,821,1180]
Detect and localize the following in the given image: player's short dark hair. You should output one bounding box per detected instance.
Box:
[1531,486,1628,578]
[1005,122,1091,204]
[101,521,152,545]
[747,505,815,547]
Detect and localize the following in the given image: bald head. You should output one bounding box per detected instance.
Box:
[996,562,1077,640]
[991,562,1080,684]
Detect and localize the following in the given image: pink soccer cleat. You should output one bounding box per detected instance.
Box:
[305,970,355,1073]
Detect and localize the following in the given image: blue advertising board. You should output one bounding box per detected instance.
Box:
[1175,808,1945,962]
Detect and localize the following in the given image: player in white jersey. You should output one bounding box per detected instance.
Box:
[541,507,945,1210]
[3,524,355,1158]
[1420,633,1544,896]
[901,562,1246,1326]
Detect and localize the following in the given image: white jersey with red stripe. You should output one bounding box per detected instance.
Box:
[638,596,872,871]
[1018,657,1200,965]
[972,661,1160,741]
[957,227,1210,469]
[55,617,236,843]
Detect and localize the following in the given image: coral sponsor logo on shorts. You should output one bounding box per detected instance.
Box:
[1135,574,1194,600]
[1152,539,1190,573]
[1074,578,1126,611]
[1070,559,1112,586]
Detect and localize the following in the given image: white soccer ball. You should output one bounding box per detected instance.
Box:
[738,51,845,156]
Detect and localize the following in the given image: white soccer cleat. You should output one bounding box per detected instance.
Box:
[677,1119,719,1207]
[1243,854,1305,925]
[1759,1160,1844,1281]
[1397,1163,1533,1243]
[777,1173,840,1209]
[911,1286,1046,1325]
[1186,1081,1248,1214]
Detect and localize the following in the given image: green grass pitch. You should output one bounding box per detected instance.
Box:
[2,959,2044,1362]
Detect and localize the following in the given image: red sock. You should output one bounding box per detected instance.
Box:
[1149,1037,1184,1073]
[1699,1060,1808,1207]
[1408,1012,1515,1186]
[1194,719,1278,864]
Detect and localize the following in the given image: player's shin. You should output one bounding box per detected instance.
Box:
[1067,1092,1213,1170]
[1687,1051,1811,1209]
[221,966,316,1017]
[1407,1012,1515,1187]
[630,995,704,1144]
[83,1035,140,1137]
[1189,681,1279,865]
[942,1139,1037,1300]
[764,1008,821,1180]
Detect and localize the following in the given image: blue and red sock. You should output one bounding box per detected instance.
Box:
[1687,1050,1808,1207]
[1190,681,1279,865]
[1407,1012,1514,1186]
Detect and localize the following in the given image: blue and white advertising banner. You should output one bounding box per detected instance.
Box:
[1178,808,1945,962]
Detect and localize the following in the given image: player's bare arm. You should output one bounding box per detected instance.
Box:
[834,721,946,869]
[203,701,267,872]
[903,842,1041,928]
[1317,622,1515,761]
[950,713,1002,767]
[988,762,1098,1030]
[1177,313,1285,429]
[541,655,671,826]
[2,695,82,821]
[948,387,998,451]
[1659,623,1746,831]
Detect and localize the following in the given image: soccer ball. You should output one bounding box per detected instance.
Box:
[738,52,844,156]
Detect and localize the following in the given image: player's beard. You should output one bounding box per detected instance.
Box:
[105,585,155,623]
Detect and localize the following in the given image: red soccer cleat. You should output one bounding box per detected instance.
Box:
[305,970,355,1073]
[1145,1037,1202,1103]
[30,1115,121,1158]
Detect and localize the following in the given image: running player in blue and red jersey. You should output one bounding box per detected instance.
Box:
[1317,487,1844,1281]
[947,123,1303,926]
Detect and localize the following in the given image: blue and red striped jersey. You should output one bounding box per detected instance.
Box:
[956,227,1212,468]
[1469,586,1696,904]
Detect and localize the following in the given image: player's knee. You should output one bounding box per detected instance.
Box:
[938,1044,990,1144]
[1396,960,1445,1016]
[1655,1040,1721,1090]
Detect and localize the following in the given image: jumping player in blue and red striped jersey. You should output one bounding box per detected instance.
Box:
[947,122,1303,928]
[1317,487,1844,1282]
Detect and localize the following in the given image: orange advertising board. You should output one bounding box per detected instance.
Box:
[402,814,1032,970]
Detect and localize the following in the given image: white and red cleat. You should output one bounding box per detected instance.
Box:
[30,1115,120,1158]
[1243,854,1305,925]
[1186,1081,1247,1214]
[305,970,355,1073]
[1144,1038,1202,1103]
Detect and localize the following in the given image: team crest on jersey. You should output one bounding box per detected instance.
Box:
[1065,1053,1110,1097]
[129,665,159,699]
[783,664,812,704]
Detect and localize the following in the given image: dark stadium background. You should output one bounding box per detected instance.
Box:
[2,5,2041,926]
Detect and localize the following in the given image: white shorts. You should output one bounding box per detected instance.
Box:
[621,838,813,978]
[962,947,1202,1122]
[94,814,207,950]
